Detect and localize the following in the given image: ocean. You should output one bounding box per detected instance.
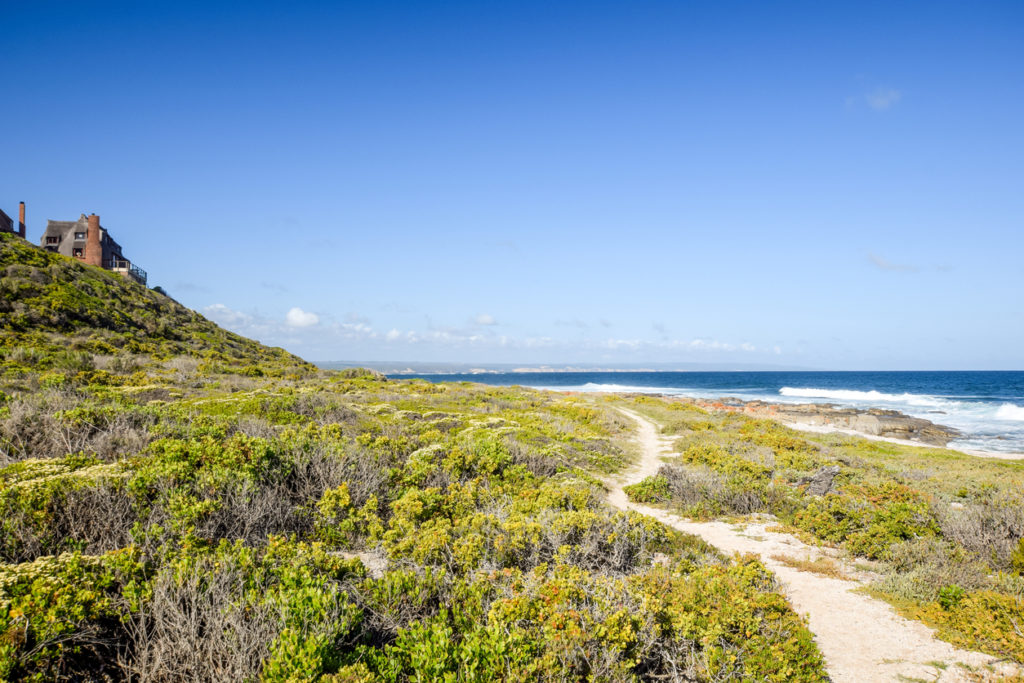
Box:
[392,371,1024,454]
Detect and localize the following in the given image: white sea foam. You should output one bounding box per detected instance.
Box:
[995,403,1024,421]
[536,382,692,395]
[779,387,944,407]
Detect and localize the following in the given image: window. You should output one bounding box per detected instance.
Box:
[46,236,60,245]
[74,232,86,239]
[72,248,83,258]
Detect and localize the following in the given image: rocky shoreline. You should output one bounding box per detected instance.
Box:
[669,396,961,447]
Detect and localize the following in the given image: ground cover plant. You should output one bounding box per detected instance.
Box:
[619,395,1024,664]
[0,235,827,681]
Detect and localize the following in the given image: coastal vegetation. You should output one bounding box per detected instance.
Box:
[621,396,1024,663]
[0,232,826,681]
[5,230,1022,678]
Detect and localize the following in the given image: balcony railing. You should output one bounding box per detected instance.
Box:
[104,259,147,286]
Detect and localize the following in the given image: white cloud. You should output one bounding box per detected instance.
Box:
[201,303,774,361]
[688,339,729,351]
[687,339,758,353]
[865,87,901,111]
[286,307,320,328]
[602,338,642,350]
[203,303,254,327]
[473,313,497,326]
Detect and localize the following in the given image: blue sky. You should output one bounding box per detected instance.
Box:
[2,1,1022,369]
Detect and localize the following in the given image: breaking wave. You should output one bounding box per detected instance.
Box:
[779,387,944,408]
[996,403,1024,421]
[538,382,691,395]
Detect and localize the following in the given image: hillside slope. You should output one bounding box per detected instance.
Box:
[0,232,306,377]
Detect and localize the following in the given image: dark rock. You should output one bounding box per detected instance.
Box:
[798,465,841,496]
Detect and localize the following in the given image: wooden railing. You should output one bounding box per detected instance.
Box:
[104,259,147,285]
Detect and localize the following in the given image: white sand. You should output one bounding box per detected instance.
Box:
[606,408,1020,682]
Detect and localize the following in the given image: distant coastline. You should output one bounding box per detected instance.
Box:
[315,361,814,374]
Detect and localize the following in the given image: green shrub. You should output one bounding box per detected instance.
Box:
[0,549,145,682]
[938,585,965,610]
[906,589,1024,663]
[1012,538,1024,576]
[623,474,671,503]
[792,482,938,559]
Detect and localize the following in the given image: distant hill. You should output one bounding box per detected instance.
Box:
[0,232,308,376]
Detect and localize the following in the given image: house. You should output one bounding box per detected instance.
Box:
[40,213,147,285]
[0,202,26,237]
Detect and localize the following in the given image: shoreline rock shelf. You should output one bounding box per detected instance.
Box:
[684,397,960,447]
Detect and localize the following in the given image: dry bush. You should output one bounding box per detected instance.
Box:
[937,490,1024,569]
[0,389,155,464]
[658,463,780,516]
[283,443,351,501]
[503,438,560,477]
[57,481,138,553]
[876,536,992,603]
[352,567,455,644]
[1,506,49,562]
[126,548,362,683]
[87,409,157,461]
[725,488,772,516]
[484,507,668,575]
[0,390,83,463]
[321,446,392,510]
[288,392,360,427]
[233,415,279,439]
[659,463,729,508]
[182,442,388,547]
[0,479,138,563]
[5,438,392,563]
[208,374,262,393]
[124,563,280,682]
[196,481,305,544]
[556,510,668,573]
[163,355,199,378]
[94,353,145,374]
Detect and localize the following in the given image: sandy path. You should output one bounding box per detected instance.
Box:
[607,407,1018,682]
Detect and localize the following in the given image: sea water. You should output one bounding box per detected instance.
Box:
[394,371,1024,454]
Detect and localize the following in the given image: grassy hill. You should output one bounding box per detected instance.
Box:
[0,231,308,382]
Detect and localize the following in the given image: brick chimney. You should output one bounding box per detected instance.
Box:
[17,202,25,239]
[86,214,103,266]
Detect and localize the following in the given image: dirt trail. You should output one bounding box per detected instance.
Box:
[608,407,1018,682]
